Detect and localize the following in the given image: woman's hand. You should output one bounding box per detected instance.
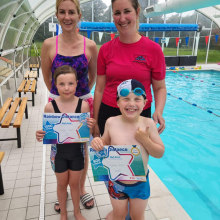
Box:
[36,130,46,142]
[92,123,100,138]
[152,111,165,134]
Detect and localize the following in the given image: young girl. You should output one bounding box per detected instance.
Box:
[36,65,95,220]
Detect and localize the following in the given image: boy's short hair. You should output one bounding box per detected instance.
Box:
[117,79,146,101]
[54,65,78,83]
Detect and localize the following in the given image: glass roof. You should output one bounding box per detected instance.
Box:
[5,0,219,27]
[198,7,220,28]
[18,1,220,28]
[0,0,220,54]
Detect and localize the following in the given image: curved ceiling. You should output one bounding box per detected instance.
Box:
[34,0,220,28]
[0,0,220,54]
[197,7,220,28]
[16,0,220,26]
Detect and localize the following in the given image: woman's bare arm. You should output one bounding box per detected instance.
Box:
[152,78,167,134]
[92,75,106,137]
[87,40,98,91]
[41,38,54,91]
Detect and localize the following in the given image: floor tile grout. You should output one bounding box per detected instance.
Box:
[0,67,203,219]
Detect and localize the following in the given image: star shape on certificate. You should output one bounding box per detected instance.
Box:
[91,155,104,169]
[53,113,81,143]
[102,146,134,181]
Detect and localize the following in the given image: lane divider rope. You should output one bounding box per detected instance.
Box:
[172,71,220,87]
[167,93,220,117]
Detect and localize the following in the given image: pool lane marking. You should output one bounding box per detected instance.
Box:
[172,71,220,87]
[167,93,220,117]
[39,86,48,220]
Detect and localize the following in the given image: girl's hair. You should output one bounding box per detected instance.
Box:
[54,65,78,83]
[56,0,81,15]
[111,0,141,29]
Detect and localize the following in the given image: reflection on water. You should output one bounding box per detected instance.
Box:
[149,70,220,220]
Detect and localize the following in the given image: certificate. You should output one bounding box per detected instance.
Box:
[88,145,146,182]
[43,113,90,144]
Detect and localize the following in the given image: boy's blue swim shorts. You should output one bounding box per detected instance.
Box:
[105,171,150,200]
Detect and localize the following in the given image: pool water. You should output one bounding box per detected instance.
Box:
[150,70,220,220]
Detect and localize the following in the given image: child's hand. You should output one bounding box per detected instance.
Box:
[91,137,104,151]
[36,130,46,142]
[87,118,96,129]
[135,127,150,144]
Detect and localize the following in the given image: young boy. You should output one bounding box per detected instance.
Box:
[91,79,165,220]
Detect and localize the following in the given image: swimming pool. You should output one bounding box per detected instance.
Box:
[90,70,220,219]
[150,70,220,220]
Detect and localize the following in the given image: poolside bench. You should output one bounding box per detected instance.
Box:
[24,70,38,82]
[0,78,10,90]
[0,58,21,69]
[18,79,37,106]
[0,152,5,195]
[29,64,40,77]
[3,60,21,68]
[0,67,13,89]
[0,66,7,72]
[0,68,13,77]
[0,97,28,148]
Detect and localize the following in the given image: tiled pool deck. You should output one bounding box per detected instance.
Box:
[0,64,219,220]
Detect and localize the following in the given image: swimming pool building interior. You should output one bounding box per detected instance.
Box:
[0,0,220,219]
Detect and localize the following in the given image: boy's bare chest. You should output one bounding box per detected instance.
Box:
[110,126,139,145]
[109,124,149,170]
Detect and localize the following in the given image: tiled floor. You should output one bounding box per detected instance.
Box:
[0,70,46,220]
[3,65,218,219]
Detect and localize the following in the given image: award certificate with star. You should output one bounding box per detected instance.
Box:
[43,113,90,144]
[88,145,146,182]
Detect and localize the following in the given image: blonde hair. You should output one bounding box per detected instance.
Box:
[111,0,141,30]
[56,0,81,15]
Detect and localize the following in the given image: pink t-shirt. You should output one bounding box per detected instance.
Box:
[97,36,166,109]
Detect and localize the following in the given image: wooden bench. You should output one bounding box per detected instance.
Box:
[0,68,13,77]
[0,152,5,195]
[0,66,7,72]
[0,97,28,148]
[0,68,12,89]
[0,58,21,77]
[3,60,21,68]
[24,70,38,82]
[18,79,37,106]
[29,64,40,77]
[1,59,20,68]
[0,78,10,90]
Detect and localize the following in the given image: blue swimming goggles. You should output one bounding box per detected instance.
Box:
[119,87,146,97]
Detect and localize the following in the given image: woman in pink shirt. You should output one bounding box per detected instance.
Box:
[93,0,166,138]
[93,2,166,219]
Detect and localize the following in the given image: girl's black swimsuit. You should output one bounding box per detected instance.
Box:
[51,99,84,173]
